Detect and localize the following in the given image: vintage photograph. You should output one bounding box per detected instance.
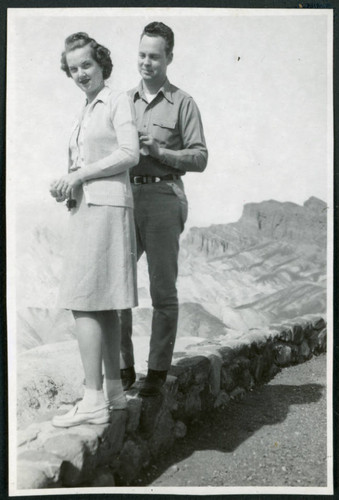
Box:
[7,7,333,495]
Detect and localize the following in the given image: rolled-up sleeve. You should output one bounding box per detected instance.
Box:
[78,93,139,182]
[160,97,208,173]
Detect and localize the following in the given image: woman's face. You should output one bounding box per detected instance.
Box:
[66,44,104,101]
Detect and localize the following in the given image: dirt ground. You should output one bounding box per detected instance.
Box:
[131,353,328,488]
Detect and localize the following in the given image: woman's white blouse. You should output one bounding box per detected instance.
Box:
[68,86,139,207]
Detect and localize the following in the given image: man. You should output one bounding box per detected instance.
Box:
[120,21,208,396]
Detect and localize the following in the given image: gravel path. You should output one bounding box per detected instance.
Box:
[132,353,328,487]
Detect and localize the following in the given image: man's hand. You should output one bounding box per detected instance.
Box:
[50,171,83,201]
[139,134,162,160]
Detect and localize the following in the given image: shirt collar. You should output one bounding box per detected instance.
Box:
[133,79,173,104]
[85,85,111,107]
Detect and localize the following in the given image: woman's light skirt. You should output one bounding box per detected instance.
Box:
[57,188,138,311]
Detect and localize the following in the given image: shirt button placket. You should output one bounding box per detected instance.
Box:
[143,107,149,132]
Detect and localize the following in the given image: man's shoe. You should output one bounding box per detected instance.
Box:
[52,403,110,428]
[138,370,167,397]
[120,366,136,391]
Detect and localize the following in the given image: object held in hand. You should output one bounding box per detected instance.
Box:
[66,198,77,211]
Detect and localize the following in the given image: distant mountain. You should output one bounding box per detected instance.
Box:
[184,197,326,257]
[178,197,326,330]
[14,197,327,352]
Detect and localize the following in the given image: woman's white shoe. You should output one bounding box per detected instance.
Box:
[52,403,110,428]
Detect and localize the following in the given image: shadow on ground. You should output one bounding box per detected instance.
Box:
[128,382,325,486]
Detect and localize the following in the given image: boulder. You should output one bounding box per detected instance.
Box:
[274,344,292,366]
[208,354,222,395]
[117,439,150,484]
[299,339,311,360]
[174,420,187,438]
[17,449,63,487]
[214,391,230,408]
[89,466,115,487]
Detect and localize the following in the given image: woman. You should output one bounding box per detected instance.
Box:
[50,32,139,427]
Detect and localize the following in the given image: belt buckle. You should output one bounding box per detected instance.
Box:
[133,176,143,185]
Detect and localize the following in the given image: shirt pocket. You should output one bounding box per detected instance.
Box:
[152,117,178,146]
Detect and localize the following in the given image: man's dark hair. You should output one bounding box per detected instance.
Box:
[141,22,174,55]
[61,32,113,80]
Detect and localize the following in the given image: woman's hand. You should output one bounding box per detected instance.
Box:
[50,171,83,201]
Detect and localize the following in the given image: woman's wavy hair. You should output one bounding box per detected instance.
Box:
[61,32,113,80]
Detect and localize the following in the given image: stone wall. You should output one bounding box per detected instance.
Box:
[16,315,327,490]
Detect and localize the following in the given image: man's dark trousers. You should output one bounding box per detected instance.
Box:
[120,177,187,371]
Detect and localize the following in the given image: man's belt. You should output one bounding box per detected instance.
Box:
[130,174,181,185]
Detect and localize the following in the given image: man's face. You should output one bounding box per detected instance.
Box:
[138,35,172,85]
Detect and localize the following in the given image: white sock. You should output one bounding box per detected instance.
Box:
[78,387,106,411]
[104,379,124,402]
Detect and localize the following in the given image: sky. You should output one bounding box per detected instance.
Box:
[7,8,332,228]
